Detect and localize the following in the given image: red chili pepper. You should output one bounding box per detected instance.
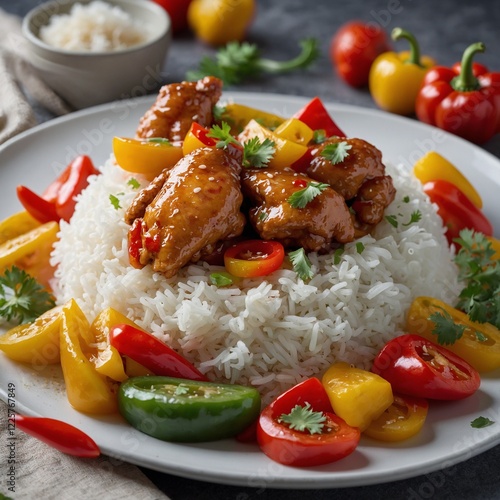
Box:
[292,97,346,138]
[109,324,208,381]
[16,185,60,224]
[423,179,493,246]
[15,414,100,458]
[416,42,500,144]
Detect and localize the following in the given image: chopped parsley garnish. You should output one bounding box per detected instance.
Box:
[242,137,276,168]
[209,272,234,287]
[333,247,344,265]
[259,211,269,222]
[288,181,329,209]
[356,242,365,254]
[288,248,314,280]
[278,402,326,434]
[109,194,122,210]
[207,121,240,149]
[212,104,226,122]
[186,38,319,85]
[146,137,172,145]
[403,210,423,226]
[0,267,55,324]
[403,195,410,203]
[429,309,467,345]
[470,416,495,428]
[312,129,327,144]
[320,141,352,165]
[127,178,140,189]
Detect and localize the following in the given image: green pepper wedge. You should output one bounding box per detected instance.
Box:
[118,376,261,442]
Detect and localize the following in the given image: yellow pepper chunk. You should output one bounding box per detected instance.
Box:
[413,151,482,208]
[0,211,41,245]
[274,118,314,145]
[0,305,63,364]
[60,299,118,414]
[487,236,500,260]
[322,362,393,431]
[406,296,500,372]
[112,137,183,180]
[238,119,307,169]
[220,103,284,135]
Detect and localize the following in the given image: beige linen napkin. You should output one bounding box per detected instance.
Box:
[0,8,72,145]
[0,400,170,499]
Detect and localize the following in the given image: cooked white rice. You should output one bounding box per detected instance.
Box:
[40,1,148,52]
[51,159,461,403]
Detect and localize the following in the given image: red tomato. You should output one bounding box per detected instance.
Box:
[423,179,493,246]
[152,0,193,34]
[257,378,360,467]
[372,334,481,400]
[330,21,391,88]
[224,240,285,278]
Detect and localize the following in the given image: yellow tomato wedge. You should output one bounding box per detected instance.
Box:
[0,211,41,245]
[406,296,500,372]
[238,119,307,169]
[220,102,284,135]
[322,362,393,431]
[274,118,314,145]
[363,394,429,442]
[113,137,183,180]
[60,299,118,414]
[413,151,483,208]
[0,305,63,364]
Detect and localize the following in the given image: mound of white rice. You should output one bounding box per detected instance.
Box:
[51,159,461,403]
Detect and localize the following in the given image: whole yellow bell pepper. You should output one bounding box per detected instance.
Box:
[413,151,482,208]
[322,362,393,431]
[60,300,118,414]
[0,305,63,365]
[188,0,256,46]
[369,28,435,115]
[406,296,500,372]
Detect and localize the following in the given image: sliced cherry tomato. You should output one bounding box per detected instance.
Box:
[292,97,346,138]
[423,179,493,246]
[372,334,481,400]
[109,324,208,381]
[15,414,100,458]
[224,240,285,278]
[363,394,429,442]
[257,377,360,467]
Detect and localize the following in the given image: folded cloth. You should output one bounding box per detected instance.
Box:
[0,8,72,145]
[0,400,170,500]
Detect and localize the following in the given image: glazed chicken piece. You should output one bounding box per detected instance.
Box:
[125,147,245,277]
[306,137,395,227]
[241,168,355,252]
[135,76,223,142]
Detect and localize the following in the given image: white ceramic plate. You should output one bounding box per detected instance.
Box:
[1,92,500,489]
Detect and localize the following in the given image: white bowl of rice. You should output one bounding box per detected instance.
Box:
[22,0,171,109]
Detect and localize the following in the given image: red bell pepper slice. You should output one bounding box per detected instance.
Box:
[109,324,208,382]
[15,414,100,458]
[16,185,60,224]
[423,179,493,246]
[256,377,360,467]
[416,42,500,144]
[372,334,481,401]
[292,97,346,138]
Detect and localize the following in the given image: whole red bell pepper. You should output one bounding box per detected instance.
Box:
[17,155,99,223]
[416,42,500,144]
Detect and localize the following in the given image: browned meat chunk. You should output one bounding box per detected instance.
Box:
[351,175,396,226]
[135,76,223,142]
[241,168,355,252]
[126,147,245,277]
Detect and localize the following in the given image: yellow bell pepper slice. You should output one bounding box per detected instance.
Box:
[0,211,41,245]
[220,103,284,135]
[0,305,63,364]
[406,296,500,372]
[363,394,429,442]
[238,119,307,169]
[112,137,183,180]
[322,362,393,431]
[274,118,314,145]
[123,356,153,377]
[413,151,482,208]
[60,299,118,414]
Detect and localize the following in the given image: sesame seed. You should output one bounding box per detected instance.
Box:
[193,187,202,193]
[198,164,207,169]
[208,177,215,181]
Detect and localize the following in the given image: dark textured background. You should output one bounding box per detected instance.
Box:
[2,0,500,498]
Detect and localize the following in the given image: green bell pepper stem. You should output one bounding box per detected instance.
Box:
[391,27,423,67]
[452,42,485,92]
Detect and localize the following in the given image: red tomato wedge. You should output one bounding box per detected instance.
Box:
[257,378,360,467]
[224,240,285,278]
[372,334,481,400]
[109,324,208,382]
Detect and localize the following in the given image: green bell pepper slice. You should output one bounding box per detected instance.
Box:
[118,376,261,442]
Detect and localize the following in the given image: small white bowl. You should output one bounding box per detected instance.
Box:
[22,0,171,109]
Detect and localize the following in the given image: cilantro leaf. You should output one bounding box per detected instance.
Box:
[109,194,121,210]
[320,141,352,165]
[403,210,423,226]
[127,178,140,189]
[288,181,330,209]
[242,137,276,168]
[0,267,56,324]
[278,402,326,434]
[356,242,365,254]
[206,121,240,149]
[471,416,495,428]
[312,129,327,144]
[333,247,344,265]
[212,104,226,123]
[209,272,234,287]
[429,310,467,345]
[385,215,398,228]
[288,248,314,280]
